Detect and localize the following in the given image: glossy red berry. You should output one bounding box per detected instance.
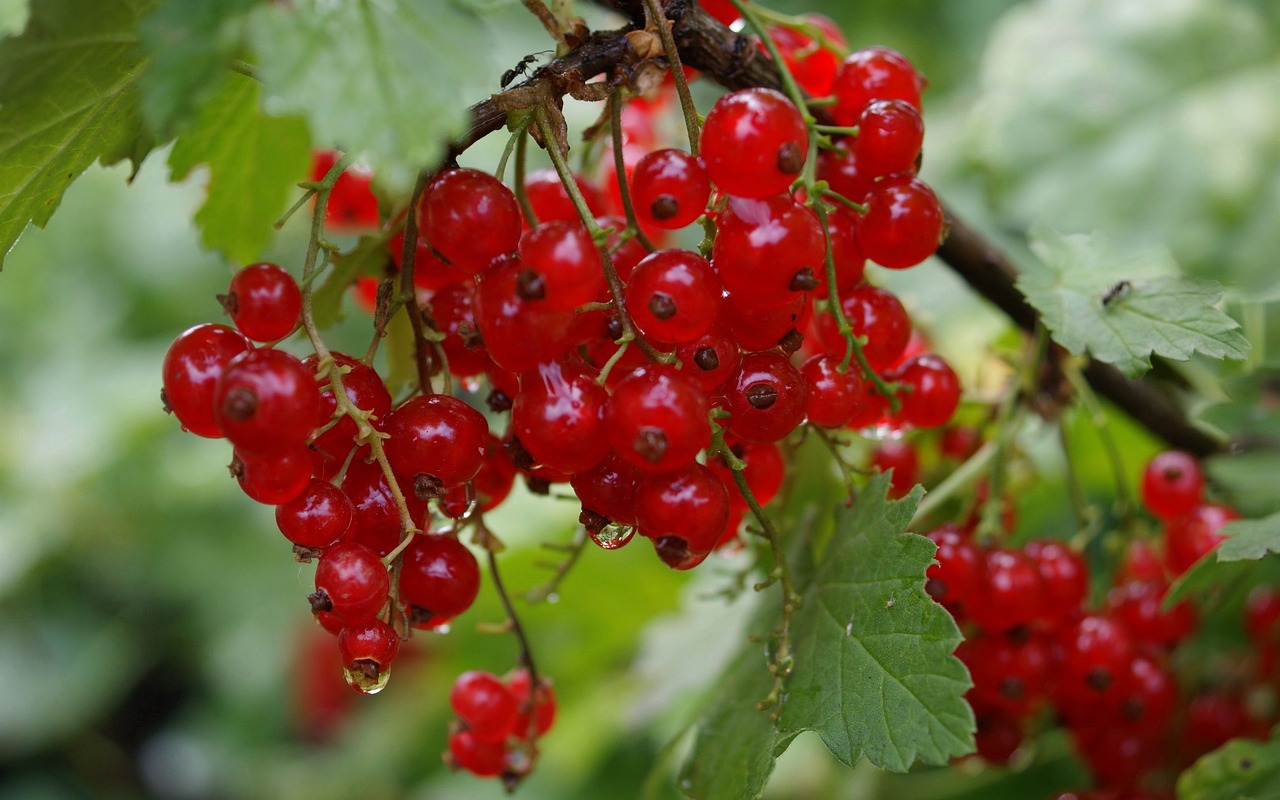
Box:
[1106,579,1197,648]
[723,351,807,443]
[720,289,812,353]
[451,671,518,744]
[522,168,606,225]
[382,394,489,489]
[857,176,944,269]
[162,323,252,438]
[337,619,400,693]
[630,149,711,230]
[924,524,982,615]
[306,352,393,461]
[1141,450,1204,520]
[765,15,845,97]
[447,729,507,777]
[214,348,322,454]
[517,220,606,311]
[800,354,863,428]
[707,438,786,511]
[675,324,740,393]
[474,255,575,373]
[968,548,1047,633]
[625,249,722,344]
[340,458,426,557]
[223,263,302,342]
[231,446,312,505]
[1024,540,1088,627]
[571,452,644,529]
[832,46,924,126]
[276,479,356,550]
[712,194,825,310]
[889,353,960,429]
[852,99,924,179]
[605,365,710,472]
[700,88,808,199]
[512,360,610,474]
[507,668,556,738]
[963,631,1052,718]
[815,284,912,371]
[1053,614,1136,708]
[311,542,389,625]
[440,435,517,519]
[818,144,876,205]
[400,534,480,630]
[311,150,379,233]
[430,282,490,380]
[636,463,731,565]
[420,168,521,274]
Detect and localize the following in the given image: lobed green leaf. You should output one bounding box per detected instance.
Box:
[1177,732,1280,800]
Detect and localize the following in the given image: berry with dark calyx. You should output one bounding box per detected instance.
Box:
[311,542,389,626]
[571,452,644,530]
[400,534,481,630]
[712,194,825,310]
[507,668,556,738]
[474,254,575,373]
[962,630,1052,719]
[310,150,379,233]
[852,99,924,179]
[447,729,507,777]
[924,523,982,616]
[857,175,945,269]
[419,168,521,274]
[337,619,400,694]
[605,365,710,472]
[699,88,809,199]
[630,149,711,230]
[801,354,864,428]
[440,435,517,519]
[231,446,313,505]
[832,46,925,126]
[1053,614,1136,710]
[512,360,610,474]
[430,282,490,380]
[720,288,813,353]
[1164,502,1238,577]
[1141,450,1204,520]
[971,699,1023,765]
[222,263,302,342]
[306,352,393,461]
[276,478,356,550]
[162,323,252,438]
[382,394,489,489]
[635,463,731,563]
[814,284,912,371]
[723,351,807,443]
[517,220,606,311]
[625,249,722,345]
[676,324,741,393]
[451,670,518,744]
[214,348,322,454]
[888,353,961,429]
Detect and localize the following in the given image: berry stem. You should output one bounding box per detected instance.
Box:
[910,439,998,527]
[526,527,589,603]
[495,111,533,185]
[607,92,656,252]
[533,103,673,365]
[397,169,448,397]
[514,120,538,227]
[747,5,850,59]
[816,186,868,215]
[641,0,702,155]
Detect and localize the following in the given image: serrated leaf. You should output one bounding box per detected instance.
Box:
[0,0,156,268]
[167,72,309,264]
[247,0,494,194]
[963,0,1280,293]
[312,236,391,329]
[1018,227,1249,376]
[1163,515,1280,610]
[1216,514,1280,562]
[777,473,974,772]
[138,0,260,138]
[1177,733,1280,800]
[1200,367,1280,446]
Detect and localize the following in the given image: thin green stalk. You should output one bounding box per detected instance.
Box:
[608,93,656,252]
[641,0,702,154]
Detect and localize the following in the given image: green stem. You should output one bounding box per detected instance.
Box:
[514,125,537,227]
[608,93,656,252]
[495,113,533,184]
[641,0,702,154]
[526,528,589,603]
[911,440,999,527]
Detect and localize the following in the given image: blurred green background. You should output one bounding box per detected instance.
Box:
[2,0,1278,798]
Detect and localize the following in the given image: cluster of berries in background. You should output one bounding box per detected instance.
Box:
[157,3,1061,785]
[924,447,1272,800]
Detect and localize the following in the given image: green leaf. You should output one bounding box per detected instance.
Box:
[138,0,261,138]
[1216,514,1280,562]
[1018,227,1249,377]
[312,236,390,329]
[167,72,309,264]
[962,0,1280,293]
[1163,515,1280,609]
[0,0,157,268]
[246,0,494,194]
[777,473,974,772]
[1200,367,1280,446]
[1177,733,1280,800]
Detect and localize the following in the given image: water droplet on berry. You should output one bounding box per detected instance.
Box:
[343,665,391,694]
[589,523,636,551]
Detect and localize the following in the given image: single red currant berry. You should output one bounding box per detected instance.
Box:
[924,523,982,615]
[420,168,521,274]
[311,150,379,233]
[430,282,490,380]
[675,324,741,393]
[801,354,864,428]
[712,194,825,310]
[447,729,507,777]
[765,14,846,97]
[1053,614,1136,707]
[1106,579,1197,648]
[162,323,252,438]
[451,671,518,744]
[1024,539,1088,627]
[222,263,302,342]
[231,446,313,505]
[723,351,807,443]
[814,284,912,371]
[605,365,710,472]
[474,254,575,373]
[1165,502,1238,576]
[852,99,924,179]
[707,438,786,511]
[517,220,606,311]
[571,452,644,529]
[967,548,1046,633]
[214,348,321,454]
[340,458,427,557]
[1141,450,1204,520]
[310,542,389,626]
[630,149,712,230]
[512,360,610,474]
[625,249,723,345]
[382,394,489,489]
[888,353,961,429]
[818,143,876,205]
[700,88,809,199]
[276,478,356,551]
[857,175,945,269]
[337,619,400,694]
[636,463,731,563]
[522,168,606,225]
[400,534,480,630]
[507,668,556,738]
[719,288,813,353]
[832,46,924,126]
[962,631,1052,719]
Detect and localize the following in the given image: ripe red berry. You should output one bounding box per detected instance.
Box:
[1141,450,1204,520]
[852,99,924,179]
[832,46,924,126]
[700,88,809,199]
[764,15,845,97]
[214,348,322,454]
[311,150,379,233]
[1165,502,1238,576]
[889,353,961,429]
[869,439,918,499]
[857,176,944,269]
[1053,614,1136,708]
[571,452,644,529]
[451,671,518,744]
[712,194,825,310]
[162,323,252,438]
[399,534,480,630]
[507,668,556,738]
[447,729,507,777]
[337,618,400,694]
[801,354,864,428]
[924,524,982,615]
[430,282,490,380]
[675,324,741,393]
[630,149,711,230]
[967,548,1047,633]
[223,263,302,342]
[512,360,610,474]
[339,457,428,557]
[231,445,312,505]
[420,168,521,274]
[473,255,575,373]
[636,463,731,566]
[381,394,489,489]
[708,438,786,512]
[1024,539,1088,627]
[517,220,606,311]
[723,351,808,443]
[522,168,606,225]
[311,542,389,626]
[625,249,722,344]
[276,478,356,550]
[814,284,912,371]
[605,365,710,472]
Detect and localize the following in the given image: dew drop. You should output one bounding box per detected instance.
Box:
[589,523,636,550]
[546,592,560,604]
[343,666,391,695]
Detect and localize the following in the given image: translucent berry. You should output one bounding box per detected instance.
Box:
[213,348,321,454]
[625,249,722,344]
[630,149,712,230]
[162,323,252,438]
[857,176,944,269]
[723,351,808,443]
[1141,450,1204,520]
[605,365,710,472]
[400,534,480,630]
[223,263,302,342]
[451,671,518,744]
[311,542,389,626]
[832,46,924,126]
[420,168,521,274]
[381,394,489,489]
[700,88,808,199]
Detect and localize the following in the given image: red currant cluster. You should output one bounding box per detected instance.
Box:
[927,450,1269,799]
[447,669,557,782]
